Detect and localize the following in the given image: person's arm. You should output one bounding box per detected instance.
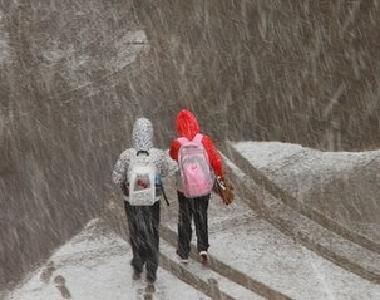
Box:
[112,150,130,195]
[165,149,179,176]
[169,139,181,161]
[202,135,224,178]
[202,135,234,205]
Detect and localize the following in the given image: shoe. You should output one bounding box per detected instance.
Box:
[177,249,189,265]
[199,251,208,265]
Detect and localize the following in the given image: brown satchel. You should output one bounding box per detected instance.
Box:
[214,176,234,205]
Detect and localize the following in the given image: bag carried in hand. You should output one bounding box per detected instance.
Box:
[178,133,214,198]
[214,176,234,206]
[127,150,156,206]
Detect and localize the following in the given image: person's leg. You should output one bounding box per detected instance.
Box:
[193,194,210,254]
[125,202,144,276]
[146,201,160,283]
[177,191,193,259]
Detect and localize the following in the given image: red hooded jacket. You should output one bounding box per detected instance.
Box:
[169,109,224,178]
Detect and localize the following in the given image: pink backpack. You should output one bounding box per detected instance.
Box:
[177,133,214,198]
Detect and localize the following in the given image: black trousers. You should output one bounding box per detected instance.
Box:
[124,201,160,281]
[177,191,210,259]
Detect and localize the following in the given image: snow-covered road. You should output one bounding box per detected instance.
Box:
[6,219,209,300]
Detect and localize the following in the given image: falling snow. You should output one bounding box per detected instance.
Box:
[1,1,379,299]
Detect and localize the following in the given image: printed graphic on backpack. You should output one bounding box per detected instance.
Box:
[128,152,156,206]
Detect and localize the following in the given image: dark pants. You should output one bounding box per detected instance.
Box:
[124,201,160,281]
[177,191,210,259]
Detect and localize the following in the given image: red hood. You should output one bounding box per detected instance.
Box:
[176,109,200,140]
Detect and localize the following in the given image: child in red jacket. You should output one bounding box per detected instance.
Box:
[169,109,226,264]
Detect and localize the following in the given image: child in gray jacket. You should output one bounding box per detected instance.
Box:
[112,118,168,284]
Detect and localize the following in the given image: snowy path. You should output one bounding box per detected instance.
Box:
[159,238,264,300]
[6,219,210,300]
[5,143,380,300]
[162,192,380,300]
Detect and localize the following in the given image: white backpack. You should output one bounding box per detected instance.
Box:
[127,151,157,206]
[177,133,214,198]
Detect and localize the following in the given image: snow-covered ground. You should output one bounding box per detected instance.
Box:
[5,144,380,300]
[233,141,379,179]
[10,197,380,300]
[232,141,380,243]
[163,192,380,300]
[208,202,380,299]
[6,219,209,300]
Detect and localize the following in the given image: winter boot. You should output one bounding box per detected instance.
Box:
[176,249,189,265]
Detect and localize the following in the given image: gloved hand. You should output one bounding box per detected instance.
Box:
[215,176,234,205]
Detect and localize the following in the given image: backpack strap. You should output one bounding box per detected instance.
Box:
[177,137,189,145]
[192,133,203,144]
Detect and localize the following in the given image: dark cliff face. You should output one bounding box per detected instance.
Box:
[0,0,379,289]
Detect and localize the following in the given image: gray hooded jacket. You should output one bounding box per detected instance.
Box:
[112,118,171,200]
